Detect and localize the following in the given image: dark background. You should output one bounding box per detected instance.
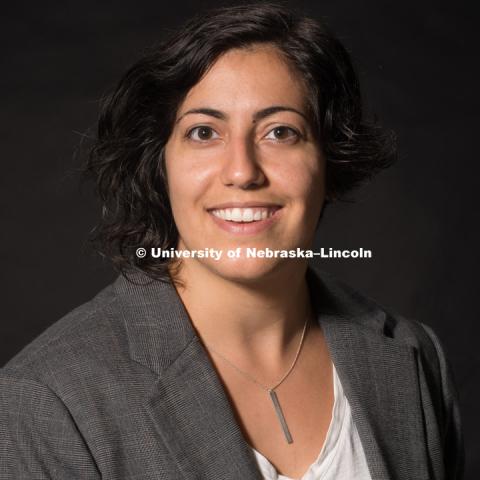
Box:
[1,0,478,477]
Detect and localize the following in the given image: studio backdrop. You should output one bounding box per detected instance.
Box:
[1,0,478,478]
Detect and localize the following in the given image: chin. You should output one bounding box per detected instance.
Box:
[206,256,297,286]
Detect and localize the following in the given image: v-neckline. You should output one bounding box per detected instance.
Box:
[250,361,346,480]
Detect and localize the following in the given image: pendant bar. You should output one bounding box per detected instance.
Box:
[269,389,293,444]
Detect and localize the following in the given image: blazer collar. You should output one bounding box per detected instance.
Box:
[114,266,429,480]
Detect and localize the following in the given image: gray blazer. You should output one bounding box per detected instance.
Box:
[0,266,464,480]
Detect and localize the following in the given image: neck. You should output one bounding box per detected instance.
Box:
[170,259,314,373]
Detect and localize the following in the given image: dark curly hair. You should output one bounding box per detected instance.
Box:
[84,2,396,282]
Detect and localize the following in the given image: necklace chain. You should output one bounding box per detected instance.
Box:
[204,315,310,392]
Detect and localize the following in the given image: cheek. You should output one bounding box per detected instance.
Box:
[165,146,216,212]
[271,152,326,203]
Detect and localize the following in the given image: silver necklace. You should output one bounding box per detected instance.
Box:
[204,316,309,444]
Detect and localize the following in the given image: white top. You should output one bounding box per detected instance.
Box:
[251,363,372,480]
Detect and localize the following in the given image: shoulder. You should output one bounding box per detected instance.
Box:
[1,277,138,395]
[0,282,130,478]
[308,266,458,413]
[309,266,441,364]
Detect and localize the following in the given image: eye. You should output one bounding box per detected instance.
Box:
[186,126,220,142]
[264,126,300,142]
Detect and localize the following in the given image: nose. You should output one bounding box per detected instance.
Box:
[220,136,265,189]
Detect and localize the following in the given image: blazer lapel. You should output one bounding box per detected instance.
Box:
[310,270,430,480]
[115,272,263,479]
[146,336,263,479]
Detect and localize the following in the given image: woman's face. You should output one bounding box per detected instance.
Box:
[165,45,326,283]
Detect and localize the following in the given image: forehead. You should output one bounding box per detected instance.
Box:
[178,45,309,114]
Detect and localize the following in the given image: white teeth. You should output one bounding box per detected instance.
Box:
[243,209,254,221]
[211,207,277,222]
[231,208,242,221]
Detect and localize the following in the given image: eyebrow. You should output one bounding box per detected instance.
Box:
[176,105,308,123]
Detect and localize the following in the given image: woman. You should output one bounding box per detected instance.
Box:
[0,3,463,480]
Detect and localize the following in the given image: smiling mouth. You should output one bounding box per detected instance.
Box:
[208,206,281,223]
